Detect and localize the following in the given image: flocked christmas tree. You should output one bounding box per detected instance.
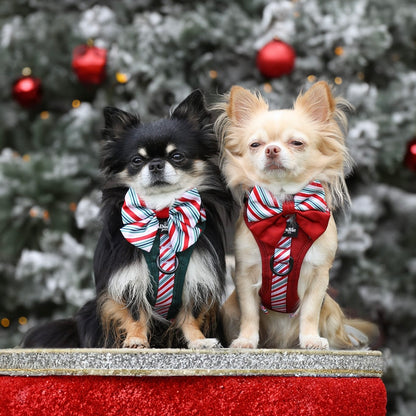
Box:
[0,1,415,414]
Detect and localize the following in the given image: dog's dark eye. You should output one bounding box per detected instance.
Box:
[290,140,304,147]
[170,152,185,163]
[131,156,144,166]
[250,142,261,149]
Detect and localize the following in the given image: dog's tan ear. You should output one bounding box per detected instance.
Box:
[295,81,336,122]
[227,86,268,126]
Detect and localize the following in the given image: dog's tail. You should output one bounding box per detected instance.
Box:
[21,318,80,348]
[21,299,104,348]
[320,294,379,349]
[343,318,380,348]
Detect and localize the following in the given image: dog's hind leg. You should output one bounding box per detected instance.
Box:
[220,290,241,346]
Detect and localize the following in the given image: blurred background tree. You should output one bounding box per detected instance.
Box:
[0,1,415,414]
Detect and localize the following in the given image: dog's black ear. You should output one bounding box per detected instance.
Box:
[170,90,211,128]
[103,107,140,139]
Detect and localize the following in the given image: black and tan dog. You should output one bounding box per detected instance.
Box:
[22,90,233,349]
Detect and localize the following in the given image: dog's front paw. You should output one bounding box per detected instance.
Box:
[299,335,329,350]
[230,337,257,349]
[123,337,150,349]
[187,338,222,349]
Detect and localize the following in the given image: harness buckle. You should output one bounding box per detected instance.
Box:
[270,255,294,276]
[156,256,179,274]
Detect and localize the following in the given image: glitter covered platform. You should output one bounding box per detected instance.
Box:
[0,349,387,415]
[0,348,383,377]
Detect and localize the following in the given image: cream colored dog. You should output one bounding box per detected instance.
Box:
[216,81,377,349]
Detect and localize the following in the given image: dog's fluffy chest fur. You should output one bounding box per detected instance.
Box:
[106,226,223,315]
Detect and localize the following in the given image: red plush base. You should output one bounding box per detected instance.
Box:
[0,375,386,416]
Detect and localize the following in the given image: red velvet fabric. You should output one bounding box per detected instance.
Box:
[0,375,386,415]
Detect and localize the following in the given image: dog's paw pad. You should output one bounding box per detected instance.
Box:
[299,335,329,350]
[230,337,257,349]
[188,338,222,349]
[123,337,149,349]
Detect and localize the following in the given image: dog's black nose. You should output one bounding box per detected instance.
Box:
[148,159,165,172]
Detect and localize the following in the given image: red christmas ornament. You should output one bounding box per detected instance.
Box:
[404,137,416,171]
[12,76,42,108]
[72,44,107,85]
[256,39,296,78]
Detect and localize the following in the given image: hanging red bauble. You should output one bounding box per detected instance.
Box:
[404,137,416,172]
[72,44,107,85]
[12,76,42,108]
[256,39,296,78]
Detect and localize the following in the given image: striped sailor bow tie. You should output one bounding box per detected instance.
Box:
[120,187,206,253]
[245,180,331,245]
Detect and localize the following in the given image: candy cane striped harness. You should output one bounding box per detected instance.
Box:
[244,181,330,314]
[120,188,206,319]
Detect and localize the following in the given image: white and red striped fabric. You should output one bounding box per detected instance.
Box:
[120,188,206,318]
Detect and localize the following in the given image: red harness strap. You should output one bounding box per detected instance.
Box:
[244,196,330,314]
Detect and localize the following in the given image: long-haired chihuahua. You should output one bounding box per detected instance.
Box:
[215,81,377,349]
[22,90,233,349]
